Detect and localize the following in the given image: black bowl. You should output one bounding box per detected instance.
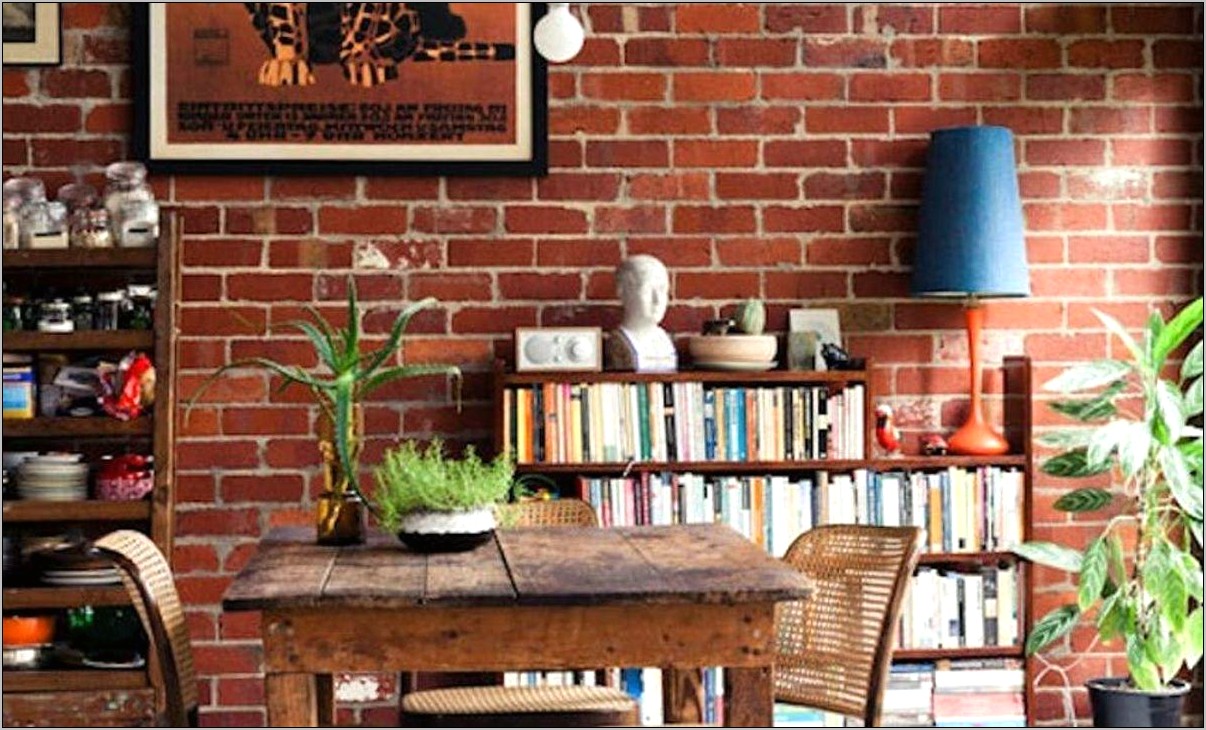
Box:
[396,529,494,553]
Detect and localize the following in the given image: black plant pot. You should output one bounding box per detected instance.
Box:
[1087,677,1190,728]
[394,508,497,553]
[396,529,494,553]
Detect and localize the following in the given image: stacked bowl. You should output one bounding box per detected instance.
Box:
[15,455,88,501]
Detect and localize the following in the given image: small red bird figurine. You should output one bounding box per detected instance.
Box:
[875,404,902,456]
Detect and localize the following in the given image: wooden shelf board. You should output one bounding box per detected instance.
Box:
[502,369,869,386]
[1,249,157,270]
[893,646,1025,661]
[3,500,151,523]
[2,331,154,352]
[1,417,152,438]
[2,586,130,610]
[918,551,1020,566]
[1,669,147,693]
[515,455,1027,474]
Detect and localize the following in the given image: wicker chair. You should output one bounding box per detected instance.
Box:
[92,530,199,727]
[775,524,923,727]
[401,499,638,727]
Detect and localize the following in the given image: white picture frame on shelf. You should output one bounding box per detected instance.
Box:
[788,309,842,371]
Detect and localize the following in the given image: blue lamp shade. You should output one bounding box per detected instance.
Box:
[910,126,1030,299]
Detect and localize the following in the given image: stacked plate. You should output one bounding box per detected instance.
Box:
[34,545,121,587]
[15,455,88,501]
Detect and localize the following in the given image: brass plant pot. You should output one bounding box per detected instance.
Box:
[316,489,366,546]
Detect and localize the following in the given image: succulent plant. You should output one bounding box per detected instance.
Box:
[735,299,766,336]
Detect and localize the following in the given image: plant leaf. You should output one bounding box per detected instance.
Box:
[1043,359,1131,394]
[360,363,462,400]
[1155,379,1186,444]
[361,297,439,378]
[1154,298,1204,371]
[1053,487,1113,513]
[1049,381,1125,422]
[1087,419,1131,469]
[1097,591,1125,642]
[1176,550,1203,602]
[1026,604,1080,656]
[1037,428,1094,449]
[1146,310,1165,366]
[283,319,338,372]
[1095,308,1145,365]
[1183,607,1203,670]
[1185,376,1203,418]
[1078,538,1108,611]
[1188,515,1204,547]
[1013,542,1084,572]
[1117,420,1153,478]
[1107,533,1127,586]
[1127,635,1161,691]
[1042,449,1111,478]
[1182,340,1203,382]
[344,276,360,364]
[1160,447,1203,520]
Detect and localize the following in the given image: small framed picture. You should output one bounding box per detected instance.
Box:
[788,309,842,371]
[3,3,60,66]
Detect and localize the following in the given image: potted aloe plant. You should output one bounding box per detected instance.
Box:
[190,278,459,545]
[372,439,513,552]
[1013,297,1202,727]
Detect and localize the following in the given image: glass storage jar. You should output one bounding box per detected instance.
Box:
[117,199,159,248]
[95,291,123,331]
[69,208,113,249]
[71,294,94,331]
[21,199,68,250]
[3,295,25,332]
[103,162,154,246]
[121,285,155,330]
[37,299,74,333]
[3,194,20,250]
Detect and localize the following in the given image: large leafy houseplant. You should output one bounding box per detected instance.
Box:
[1014,297,1203,693]
[190,279,459,542]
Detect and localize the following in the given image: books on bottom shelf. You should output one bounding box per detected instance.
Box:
[882,659,1026,728]
[898,565,1021,651]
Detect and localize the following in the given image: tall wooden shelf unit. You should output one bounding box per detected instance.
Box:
[493,356,1035,725]
[2,215,178,726]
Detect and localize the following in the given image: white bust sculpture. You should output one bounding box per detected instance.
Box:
[606,254,678,372]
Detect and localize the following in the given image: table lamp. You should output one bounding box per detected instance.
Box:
[910,126,1030,456]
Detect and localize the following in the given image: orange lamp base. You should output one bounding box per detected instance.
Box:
[947,416,1010,456]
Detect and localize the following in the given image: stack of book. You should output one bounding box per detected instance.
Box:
[898,566,1021,650]
[933,659,1026,727]
[503,382,865,464]
[881,663,936,726]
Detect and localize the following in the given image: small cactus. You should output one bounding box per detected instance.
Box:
[735,299,766,335]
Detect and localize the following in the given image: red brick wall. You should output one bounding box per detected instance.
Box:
[3,3,1202,726]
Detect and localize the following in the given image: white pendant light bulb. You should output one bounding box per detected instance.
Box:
[534,3,584,63]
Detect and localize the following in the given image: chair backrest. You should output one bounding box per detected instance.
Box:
[775,524,923,727]
[497,499,599,528]
[93,530,198,727]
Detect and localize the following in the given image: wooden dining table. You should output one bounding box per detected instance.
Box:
[222,523,813,727]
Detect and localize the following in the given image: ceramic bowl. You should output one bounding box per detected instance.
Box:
[688,334,778,366]
[396,508,496,553]
[3,615,56,647]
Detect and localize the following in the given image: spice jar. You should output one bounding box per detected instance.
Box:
[95,291,123,331]
[71,294,94,331]
[3,295,25,332]
[21,199,68,250]
[103,162,154,247]
[118,199,159,248]
[70,208,113,249]
[37,299,74,333]
[3,194,20,250]
[121,285,155,330]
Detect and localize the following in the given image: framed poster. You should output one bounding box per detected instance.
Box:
[132,3,547,176]
[3,3,60,65]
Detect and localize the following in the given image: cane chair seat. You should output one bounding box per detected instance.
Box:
[775,524,923,727]
[402,499,638,727]
[93,530,199,727]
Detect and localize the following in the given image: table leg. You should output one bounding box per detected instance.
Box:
[316,674,335,727]
[663,668,705,724]
[724,665,773,727]
[266,673,320,727]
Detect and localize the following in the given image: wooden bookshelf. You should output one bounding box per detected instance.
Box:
[2,215,178,726]
[493,356,1035,724]
[3,500,152,522]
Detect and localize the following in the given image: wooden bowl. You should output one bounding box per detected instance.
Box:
[688,334,778,366]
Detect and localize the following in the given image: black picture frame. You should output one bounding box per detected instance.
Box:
[2,3,61,66]
[131,3,547,176]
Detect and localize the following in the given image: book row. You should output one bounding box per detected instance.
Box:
[577,466,1023,557]
[503,382,866,465]
[898,565,1022,651]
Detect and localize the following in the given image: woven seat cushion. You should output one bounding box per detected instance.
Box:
[402,685,636,716]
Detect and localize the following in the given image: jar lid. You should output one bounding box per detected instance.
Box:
[104,161,147,184]
[2,177,46,203]
[97,291,124,302]
[56,183,98,209]
[71,294,92,303]
[127,285,153,297]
